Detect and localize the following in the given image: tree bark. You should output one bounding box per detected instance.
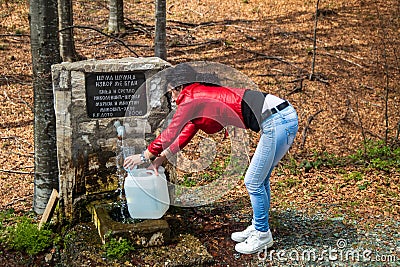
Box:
[58,0,78,62]
[30,0,61,214]
[155,0,167,60]
[309,0,320,80]
[108,0,125,34]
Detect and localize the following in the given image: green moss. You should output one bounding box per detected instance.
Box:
[6,217,53,255]
[102,237,135,260]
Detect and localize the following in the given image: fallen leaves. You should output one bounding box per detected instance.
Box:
[0,0,399,228]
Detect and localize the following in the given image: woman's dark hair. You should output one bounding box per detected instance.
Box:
[164,63,222,110]
[165,64,221,90]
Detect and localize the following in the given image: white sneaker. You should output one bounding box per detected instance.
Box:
[234,229,273,254]
[231,224,256,242]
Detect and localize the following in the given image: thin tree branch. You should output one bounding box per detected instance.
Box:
[2,195,32,208]
[242,48,330,86]
[1,136,15,140]
[0,34,30,37]
[0,169,33,174]
[257,72,297,77]
[170,38,223,48]
[225,24,259,32]
[5,151,34,158]
[0,135,33,148]
[241,48,303,71]
[167,19,254,28]
[355,98,367,153]
[375,1,391,144]
[59,25,139,57]
[341,116,384,140]
[287,78,304,97]
[309,0,320,80]
[301,109,324,149]
[3,81,33,112]
[319,52,365,68]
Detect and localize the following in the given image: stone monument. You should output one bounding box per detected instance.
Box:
[51,57,171,224]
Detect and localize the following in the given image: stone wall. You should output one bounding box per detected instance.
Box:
[51,57,171,220]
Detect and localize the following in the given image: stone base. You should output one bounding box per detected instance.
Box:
[91,204,171,247]
[62,222,214,266]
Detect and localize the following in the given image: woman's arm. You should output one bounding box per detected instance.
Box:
[147,101,199,156]
[145,122,199,173]
[124,101,199,172]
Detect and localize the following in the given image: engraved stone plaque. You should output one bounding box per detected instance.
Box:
[85,72,146,118]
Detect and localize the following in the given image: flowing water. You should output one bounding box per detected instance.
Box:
[115,137,131,223]
[114,138,143,223]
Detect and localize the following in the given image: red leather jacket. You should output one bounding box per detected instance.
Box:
[147,83,247,156]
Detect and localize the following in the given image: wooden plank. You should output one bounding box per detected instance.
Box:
[38,189,59,230]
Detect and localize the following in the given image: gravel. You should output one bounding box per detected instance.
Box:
[238,208,400,267]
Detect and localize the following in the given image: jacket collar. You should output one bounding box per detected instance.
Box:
[175,83,199,105]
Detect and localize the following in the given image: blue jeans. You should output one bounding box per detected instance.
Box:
[244,104,298,232]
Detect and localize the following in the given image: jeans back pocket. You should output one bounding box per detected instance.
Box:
[286,123,298,145]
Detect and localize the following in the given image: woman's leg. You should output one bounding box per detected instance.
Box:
[234,106,298,254]
[244,107,298,232]
[244,125,276,232]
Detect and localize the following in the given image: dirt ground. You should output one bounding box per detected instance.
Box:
[0,0,399,266]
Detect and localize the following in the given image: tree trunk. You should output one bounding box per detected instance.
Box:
[155,0,167,60]
[30,0,61,214]
[309,0,320,80]
[58,0,78,62]
[108,0,125,34]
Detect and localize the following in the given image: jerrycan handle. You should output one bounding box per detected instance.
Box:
[144,169,155,176]
[146,166,165,175]
[131,166,164,177]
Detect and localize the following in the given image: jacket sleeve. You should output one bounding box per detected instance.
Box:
[147,103,199,156]
[167,121,198,155]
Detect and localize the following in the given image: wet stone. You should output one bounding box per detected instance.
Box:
[91,204,171,247]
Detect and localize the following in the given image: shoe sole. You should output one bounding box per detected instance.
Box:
[231,230,257,243]
[231,235,247,243]
[235,240,274,254]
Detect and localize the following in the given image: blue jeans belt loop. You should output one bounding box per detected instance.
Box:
[260,100,290,121]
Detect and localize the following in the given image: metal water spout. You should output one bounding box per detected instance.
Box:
[114,120,125,140]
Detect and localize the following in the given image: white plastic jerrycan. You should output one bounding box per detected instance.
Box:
[124,166,170,219]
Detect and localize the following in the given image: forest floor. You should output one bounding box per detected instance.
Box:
[0,0,399,266]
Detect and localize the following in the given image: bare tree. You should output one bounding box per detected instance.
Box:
[30,0,61,214]
[309,0,320,80]
[108,0,125,34]
[155,0,167,60]
[58,0,78,62]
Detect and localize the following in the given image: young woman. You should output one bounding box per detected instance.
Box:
[124,66,298,254]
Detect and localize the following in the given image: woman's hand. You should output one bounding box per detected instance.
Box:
[147,155,166,175]
[123,154,142,170]
[124,150,167,175]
